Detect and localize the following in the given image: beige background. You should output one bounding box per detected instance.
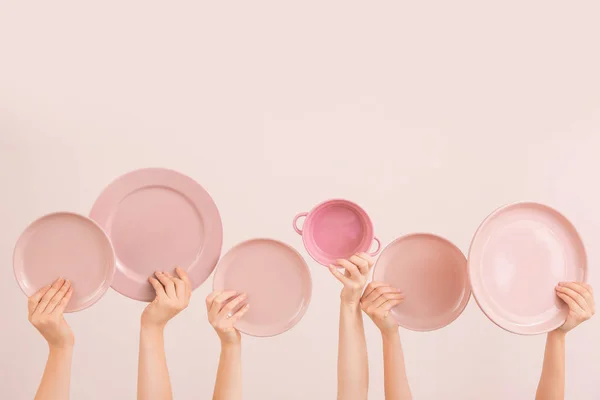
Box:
[1,1,599,399]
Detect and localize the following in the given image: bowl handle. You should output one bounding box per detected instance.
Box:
[367,236,382,256]
[293,212,308,235]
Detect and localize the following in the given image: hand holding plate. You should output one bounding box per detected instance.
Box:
[206,291,249,345]
[360,282,404,334]
[142,267,191,329]
[555,282,595,334]
[28,278,74,349]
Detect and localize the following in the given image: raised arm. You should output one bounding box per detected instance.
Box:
[360,282,411,400]
[28,278,75,400]
[206,291,249,400]
[536,282,595,400]
[137,268,191,400]
[328,253,374,400]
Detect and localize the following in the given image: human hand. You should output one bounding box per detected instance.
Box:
[206,291,249,346]
[28,278,74,349]
[141,267,192,329]
[555,282,595,334]
[328,253,374,307]
[360,282,404,334]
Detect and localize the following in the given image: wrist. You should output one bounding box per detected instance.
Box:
[141,320,166,332]
[221,340,242,350]
[549,329,567,341]
[381,329,400,342]
[48,343,74,355]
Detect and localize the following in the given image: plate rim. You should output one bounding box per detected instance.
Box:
[467,201,588,335]
[13,211,117,313]
[89,167,223,302]
[372,232,471,332]
[212,237,313,338]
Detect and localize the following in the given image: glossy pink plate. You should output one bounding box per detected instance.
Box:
[13,212,116,312]
[213,239,312,337]
[469,202,587,335]
[373,233,470,331]
[90,168,223,301]
[293,199,381,266]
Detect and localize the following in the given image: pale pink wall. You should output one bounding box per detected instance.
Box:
[1,1,599,399]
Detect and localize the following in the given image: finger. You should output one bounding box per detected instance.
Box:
[28,285,51,315]
[175,267,192,292]
[561,282,594,305]
[356,253,375,270]
[53,287,73,315]
[336,259,360,279]
[556,285,588,311]
[156,272,176,297]
[560,282,590,296]
[381,298,404,311]
[556,291,584,313]
[45,280,71,314]
[361,282,388,300]
[372,292,404,309]
[206,291,221,311]
[148,277,166,298]
[362,285,398,304]
[230,304,250,324]
[580,282,594,294]
[218,293,248,317]
[328,265,352,286]
[172,276,186,299]
[210,291,238,317]
[349,255,369,276]
[36,278,65,314]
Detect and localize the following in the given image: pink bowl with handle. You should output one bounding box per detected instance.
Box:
[293,199,381,265]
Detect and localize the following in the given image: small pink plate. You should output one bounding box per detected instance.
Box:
[90,168,223,301]
[13,212,116,312]
[213,239,312,337]
[293,199,381,266]
[469,202,587,335]
[373,233,470,331]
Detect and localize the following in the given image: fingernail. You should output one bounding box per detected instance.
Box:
[558,282,566,286]
[240,293,247,298]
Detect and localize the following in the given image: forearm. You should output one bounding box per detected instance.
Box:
[536,330,566,400]
[34,346,73,400]
[381,331,412,400]
[337,302,369,400]
[137,325,172,400]
[213,342,242,400]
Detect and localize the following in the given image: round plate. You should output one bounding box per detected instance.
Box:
[90,168,223,301]
[372,233,470,331]
[13,212,116,312]
[213,239,312,337]
[468,202,587,335]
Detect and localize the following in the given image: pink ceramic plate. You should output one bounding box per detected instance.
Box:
[293,199,381,266]
[213,239,312,337]
[372,233,470,331]
[13,212,116,312]
[469,202,587,335]
[90,168,223,301]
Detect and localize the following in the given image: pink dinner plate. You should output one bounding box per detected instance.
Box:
[13,212,116,312]
[373,233,470,331]
[90,168,223,301]
[213,239,312,337]
[469,202,587,335]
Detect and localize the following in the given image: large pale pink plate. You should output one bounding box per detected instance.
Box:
[13,212,116,312]
[469,202,587,335]
[213,239,312,337]
[90,168,223,301]
[373,233,470,331]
